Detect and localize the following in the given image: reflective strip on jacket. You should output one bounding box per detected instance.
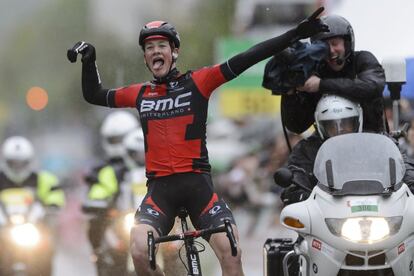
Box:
[88,165,119,200]
[37,171,65,207]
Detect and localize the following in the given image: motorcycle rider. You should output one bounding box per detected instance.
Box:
[281,14,386,135]
[281,95,414,205]
[83,110,139,270]
[123,128,145,172]
[68,8,329,275]
[0,136,65,276]
[0,136,65,207]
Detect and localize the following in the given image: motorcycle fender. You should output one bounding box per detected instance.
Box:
[280,201,310,234]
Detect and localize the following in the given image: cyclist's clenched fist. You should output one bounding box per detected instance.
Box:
[67,41,96,63]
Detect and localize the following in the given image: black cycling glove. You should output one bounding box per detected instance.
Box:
[67,41,96,63]
[295,7,329,40]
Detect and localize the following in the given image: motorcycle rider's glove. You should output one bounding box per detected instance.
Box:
[294,7,329,40]
[67,41,96,63]
[281,185,310,206]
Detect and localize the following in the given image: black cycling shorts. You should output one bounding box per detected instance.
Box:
[135,172,235,237]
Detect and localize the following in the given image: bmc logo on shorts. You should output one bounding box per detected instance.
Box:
[209,205,221,216]
[140,92,192,112]
[146,208,160,217]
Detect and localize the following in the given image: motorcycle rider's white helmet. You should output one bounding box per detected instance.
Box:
[100,111,139,159]
[1,136,35,183]
[315,95,363,140]
[123,128,145,169]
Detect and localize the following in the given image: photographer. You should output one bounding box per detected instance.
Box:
[280,15,386,135]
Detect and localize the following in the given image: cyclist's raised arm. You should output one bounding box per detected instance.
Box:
[82,59,110,106]
[67,41,110,107]
[223,7,328,80]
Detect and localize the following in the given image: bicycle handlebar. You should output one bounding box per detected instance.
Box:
[147,231,156,270]
[147,219,238,270]
[224,219,238,256]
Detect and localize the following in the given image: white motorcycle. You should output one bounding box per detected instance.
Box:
[275,133,414,276]
[0,187,54,276]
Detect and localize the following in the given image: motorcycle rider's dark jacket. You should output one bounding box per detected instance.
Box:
[281,132,414,205]
[281,51,386,134]
[0,171,38,190]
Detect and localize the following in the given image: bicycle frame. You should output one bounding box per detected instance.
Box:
[179,209,202,276]
[147,208,237,276]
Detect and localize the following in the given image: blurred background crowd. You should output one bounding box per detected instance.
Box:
[1,0,414,275]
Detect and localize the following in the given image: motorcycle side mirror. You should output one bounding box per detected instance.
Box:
[382,57,406,129]
[273,168,293,188]
[382,57,406,84]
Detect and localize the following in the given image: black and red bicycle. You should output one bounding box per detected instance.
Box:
[147,207,238,276]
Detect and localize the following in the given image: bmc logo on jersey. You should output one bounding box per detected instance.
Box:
[140,92,192,112]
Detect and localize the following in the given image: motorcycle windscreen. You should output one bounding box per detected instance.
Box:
[313,133,405,194]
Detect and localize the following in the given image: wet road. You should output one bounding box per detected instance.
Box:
[51,205,296,276]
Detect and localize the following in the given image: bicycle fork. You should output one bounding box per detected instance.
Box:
[180,212,202,276]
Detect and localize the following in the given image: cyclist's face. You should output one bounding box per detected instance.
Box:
[144,39,176,78]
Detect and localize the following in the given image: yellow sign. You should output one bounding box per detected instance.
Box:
[219,88,280,118]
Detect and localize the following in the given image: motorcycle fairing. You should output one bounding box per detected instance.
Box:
[314,133,405,195]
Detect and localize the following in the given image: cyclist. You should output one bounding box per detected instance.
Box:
[281,14,386,135]
[68,8,328,275]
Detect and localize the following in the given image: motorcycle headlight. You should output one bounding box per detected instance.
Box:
[325,216,403,244]
[10,223,41,247]
[124,212,135,233]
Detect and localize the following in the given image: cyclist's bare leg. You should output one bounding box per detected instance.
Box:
[209,224,244,276]
[130,224,164,276]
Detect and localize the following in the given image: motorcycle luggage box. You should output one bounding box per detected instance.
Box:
[263,238,294,276]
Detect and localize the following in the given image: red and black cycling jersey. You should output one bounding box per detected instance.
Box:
[107,65,230,178]
[81,29,297,179]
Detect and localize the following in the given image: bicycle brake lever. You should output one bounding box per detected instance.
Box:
[224,219,238,256]
[147,231,156,270]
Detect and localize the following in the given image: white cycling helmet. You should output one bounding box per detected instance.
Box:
[100,111,139,159]
[315,95,363,140]
[1,136,35,183]
[123,129,145,169]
